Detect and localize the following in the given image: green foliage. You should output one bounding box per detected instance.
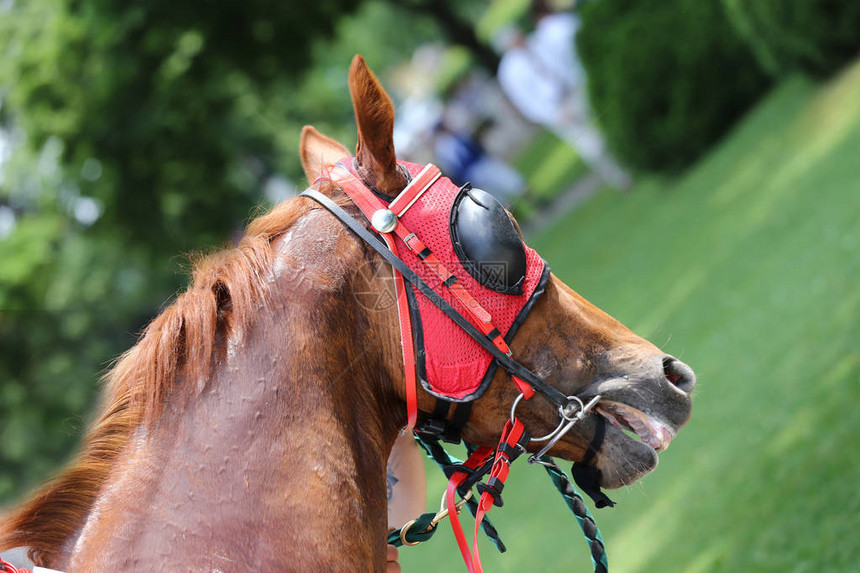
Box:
[0,0,362,253]
[722,0,860,78]
[576,0,771,172]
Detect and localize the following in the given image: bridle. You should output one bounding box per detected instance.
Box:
[302,160,612,572]
[304,166,572,409]
[0,161,610,573]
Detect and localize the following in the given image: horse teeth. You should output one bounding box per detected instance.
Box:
[598,402,674,452]
[658,427,673,452]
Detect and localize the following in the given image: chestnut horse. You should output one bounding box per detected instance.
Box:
[0,56,694,571]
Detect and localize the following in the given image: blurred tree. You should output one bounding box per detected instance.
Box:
[722,0,860,78]
[387,0,500,71]
[576,0,771,172]
[1,0,364,254]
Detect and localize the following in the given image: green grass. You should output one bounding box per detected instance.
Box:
[401,61,860,572]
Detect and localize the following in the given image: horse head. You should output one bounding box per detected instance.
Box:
[302,55,695,491]
[0,55,694,572]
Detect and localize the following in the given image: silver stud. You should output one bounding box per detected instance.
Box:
[371,209,398,233]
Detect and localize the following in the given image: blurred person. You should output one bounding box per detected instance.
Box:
[497,1,630,189]
[386,433,427,573]
[0,548,34,572]
[432,120,527,204]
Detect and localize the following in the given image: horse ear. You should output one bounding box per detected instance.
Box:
[300,125,351,185]
[349,55,407,197]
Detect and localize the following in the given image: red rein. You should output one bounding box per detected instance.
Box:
[445,417,530,572]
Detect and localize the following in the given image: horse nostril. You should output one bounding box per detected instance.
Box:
[662,357,696,394]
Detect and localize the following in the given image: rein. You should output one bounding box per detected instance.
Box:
[303,162,612,572]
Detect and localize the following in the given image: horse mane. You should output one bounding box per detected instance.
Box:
[0,185,348,567]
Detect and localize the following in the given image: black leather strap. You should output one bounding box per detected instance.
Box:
[445,401,473,443]
[571,417,615,509]
[301,189,569,408]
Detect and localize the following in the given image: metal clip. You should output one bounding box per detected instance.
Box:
[397,489,473,547]
[432,488,472,527]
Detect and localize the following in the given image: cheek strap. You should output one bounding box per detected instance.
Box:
[301,188,570,409]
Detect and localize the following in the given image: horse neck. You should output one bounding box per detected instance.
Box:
[67,226,406,571]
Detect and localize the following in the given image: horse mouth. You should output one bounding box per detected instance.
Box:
[596,401,675,453]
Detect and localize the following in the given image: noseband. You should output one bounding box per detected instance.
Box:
[302,160,610,572]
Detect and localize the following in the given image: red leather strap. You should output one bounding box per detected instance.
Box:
[401,233,493,325]
[511,375,535,400]
[442,418,528,573]
[472,502,489,572]
[326,167,420,428]
[445,447,495,573]
[331,165,498,331]
[389,164,442,216]
[381,233,418,430]
[327,165,390,222]
[470,418,527,572]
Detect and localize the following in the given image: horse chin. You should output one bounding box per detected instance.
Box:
[593,423,661,489]
[541,411,661,489]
